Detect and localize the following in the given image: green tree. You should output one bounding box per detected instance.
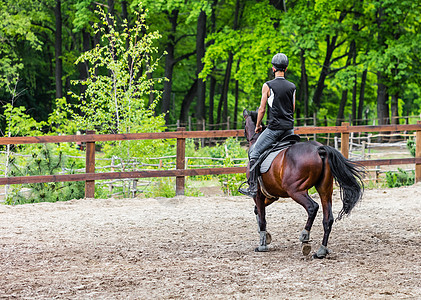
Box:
[70,5,173,159]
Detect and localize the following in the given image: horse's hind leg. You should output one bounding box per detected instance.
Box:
[289,192,319,256]
[253,191,269,252]
[313,180,334,259]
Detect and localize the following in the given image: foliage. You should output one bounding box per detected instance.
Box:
[3,103,45,137]
[219,167,246,196]
[1,0,421,131]
[142,177,203,198]
[70,5,173,161]
[178,137,248,196]
[385,168,414,188]
[215,138,247,196]
[6,144,85,205]
[70,6,164,134]
[407,139,416,157]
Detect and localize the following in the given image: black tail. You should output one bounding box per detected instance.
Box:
[318,145,366,220]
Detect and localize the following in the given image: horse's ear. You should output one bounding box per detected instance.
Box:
[243,109,249,118]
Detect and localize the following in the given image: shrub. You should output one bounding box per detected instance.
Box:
[216,138,247,196]
[385,168,415,188]
[407,139,416,157]
[6,144,85,204]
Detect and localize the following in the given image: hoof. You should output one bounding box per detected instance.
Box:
[312,245,330,259]
[312,253,325,259]
[255,245,269,252]
[301,242,311,256]
[266,232,272,245]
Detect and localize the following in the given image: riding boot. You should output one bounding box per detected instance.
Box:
[238,159,258,198]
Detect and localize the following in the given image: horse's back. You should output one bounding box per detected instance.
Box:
[286,141,324,167]
[262,141,325,196]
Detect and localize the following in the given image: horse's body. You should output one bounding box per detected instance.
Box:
[243,109,365,258]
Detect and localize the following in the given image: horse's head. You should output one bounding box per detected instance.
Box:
[243,108,262,145]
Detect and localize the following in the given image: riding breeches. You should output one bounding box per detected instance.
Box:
[249,128,293,161]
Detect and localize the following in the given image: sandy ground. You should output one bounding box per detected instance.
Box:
[1,183,421,299]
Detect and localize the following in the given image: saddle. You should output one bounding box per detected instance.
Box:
[248,133,300,200]
[249,133,300,174]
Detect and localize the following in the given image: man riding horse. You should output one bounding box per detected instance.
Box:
[239,53,296,198]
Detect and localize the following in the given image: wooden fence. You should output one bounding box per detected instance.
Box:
[1,122,420,198]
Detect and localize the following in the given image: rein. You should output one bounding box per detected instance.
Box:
[249,131,258,142]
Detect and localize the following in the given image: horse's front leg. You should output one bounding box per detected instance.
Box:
[254,191,269,252]
[254,204,272,245]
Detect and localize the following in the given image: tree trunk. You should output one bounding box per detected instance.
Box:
[234,60,240,129]
[350,40,357,125]
[107,0,115,28]
[208,76,216,126]
[108,0,115,16]
[376,72,389,126]
[313,35,337,108]
[179,80,199,123]
[299,48,309,121]
[357,69,367,125]
[391,93,399,125]
[207,0,218,128]
[78,28,91,95]
[121,1,128,22]
[195,10,207,129]
[55,0,63,99]
[218,0,241,129]
[219,52,233,129]
[335,42,354,126]
[161,10,178,124]
[336,90,348,126]
[376,3,389,128]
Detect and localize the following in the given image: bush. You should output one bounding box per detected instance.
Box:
[385,168,415,188]
[216,138,247,196]
[407,139,416,157]
[142,177,203,198]
[6,144,85,204]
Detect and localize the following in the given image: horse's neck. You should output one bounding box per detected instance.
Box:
[248,131,261,147]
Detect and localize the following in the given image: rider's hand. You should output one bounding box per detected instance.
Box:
[255,125,262,133]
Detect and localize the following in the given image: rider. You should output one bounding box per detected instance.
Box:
[239,53,296,197]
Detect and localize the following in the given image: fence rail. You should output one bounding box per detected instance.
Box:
[1,122,420,198]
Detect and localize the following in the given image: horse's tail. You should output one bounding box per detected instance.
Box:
[318,145,366,220]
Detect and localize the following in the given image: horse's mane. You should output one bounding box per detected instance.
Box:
[248,110,265,129]
[249,110,258,124]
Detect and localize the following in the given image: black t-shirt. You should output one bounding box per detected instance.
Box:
[265,77,296,130]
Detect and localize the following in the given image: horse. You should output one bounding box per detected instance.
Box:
[242,109,365,258]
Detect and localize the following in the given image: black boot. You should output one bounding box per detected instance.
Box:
[238,159,258,198]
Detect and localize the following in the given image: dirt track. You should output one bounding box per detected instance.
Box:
[1,184,421,299]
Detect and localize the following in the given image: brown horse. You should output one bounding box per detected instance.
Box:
[243,109,365,258]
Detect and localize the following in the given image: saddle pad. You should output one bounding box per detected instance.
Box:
[260,149,284,174]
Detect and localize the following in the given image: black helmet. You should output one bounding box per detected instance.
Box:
[271,53,288,71]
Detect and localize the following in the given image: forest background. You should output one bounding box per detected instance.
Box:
[1,0,421,133]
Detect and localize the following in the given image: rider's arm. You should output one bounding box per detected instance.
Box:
[293,89,296,112]
[255,83,270,133]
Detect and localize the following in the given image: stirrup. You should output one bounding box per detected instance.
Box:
[238,181,250,195]
[238,181,257,198]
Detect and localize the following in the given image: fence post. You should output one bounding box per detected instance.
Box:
[176,127,186,196]
[313,112,317,141]
[416,121,421,183]
[201,119,205,148]
[341,122,350,159]
[85,130,96,198]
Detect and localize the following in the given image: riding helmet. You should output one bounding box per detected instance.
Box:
[271,53,288,71]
